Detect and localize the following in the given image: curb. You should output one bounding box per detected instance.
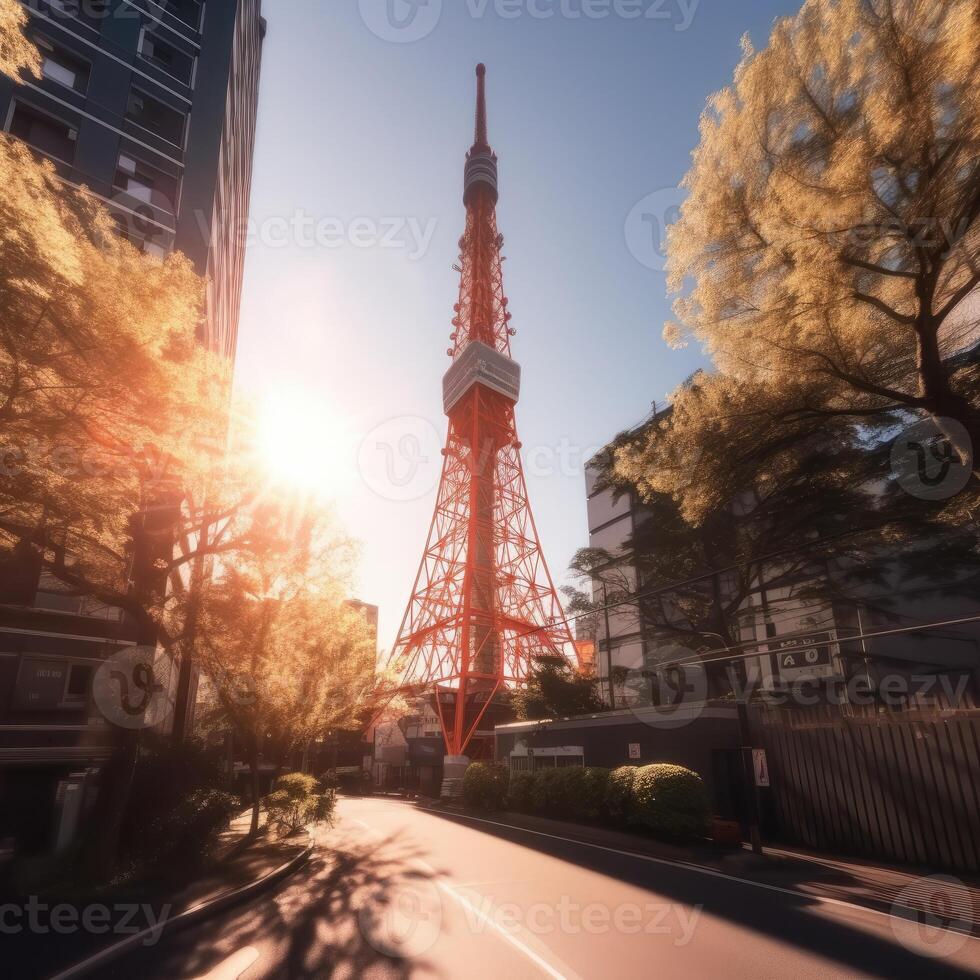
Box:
[49,840,314,980]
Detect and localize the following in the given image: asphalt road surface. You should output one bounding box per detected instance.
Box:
[87,796,980,979]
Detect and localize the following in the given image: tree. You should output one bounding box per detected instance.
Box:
[664,0,980,479]
[0,12,262,871]
[196,500,378,835]
[0,0,39,80]
[581,395,980,701]
[512,654,603,721]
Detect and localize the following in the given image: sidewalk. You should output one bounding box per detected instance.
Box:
[12,809,311,980]
[168,809,310,915]
[420,802,980,934]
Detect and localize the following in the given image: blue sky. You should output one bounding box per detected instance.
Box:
[235,0,804,648]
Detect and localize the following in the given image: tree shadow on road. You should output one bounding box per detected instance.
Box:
[91,829,445,979]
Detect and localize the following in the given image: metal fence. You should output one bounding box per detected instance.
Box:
[748,705,980,873]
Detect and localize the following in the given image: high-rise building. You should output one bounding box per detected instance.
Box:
[0,0,265,861]
[0,0,265,357]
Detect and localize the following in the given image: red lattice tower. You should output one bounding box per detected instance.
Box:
[385,65,576,768]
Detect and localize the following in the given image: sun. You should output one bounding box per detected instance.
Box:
[256,388,353,497]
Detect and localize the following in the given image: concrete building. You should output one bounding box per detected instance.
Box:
[0,0,265,864]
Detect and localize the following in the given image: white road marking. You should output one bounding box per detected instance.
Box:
[436,881,578,980]
[191,946,261,980]
[434,809,980,941]
[346,810,577,979]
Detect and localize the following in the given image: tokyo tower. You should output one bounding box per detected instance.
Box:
[384,65,576,792]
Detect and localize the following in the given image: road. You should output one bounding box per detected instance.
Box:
[89,796,980,979]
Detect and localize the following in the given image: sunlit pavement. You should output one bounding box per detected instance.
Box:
[90,796,980,980]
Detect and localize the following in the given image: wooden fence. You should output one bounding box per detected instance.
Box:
[748,705,980,872]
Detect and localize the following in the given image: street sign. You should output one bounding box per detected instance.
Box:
[753,748,770,787]
[628,743,641,760]
[772,631,836,681]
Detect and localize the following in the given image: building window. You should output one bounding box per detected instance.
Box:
[114,216,173,261]
[113,152,180,215]
[34,569,123,621]
[8,101,77,164]
[159,0,203,31]
[138,31,195,86]
[44,0,110,30]
[125,89,185,147]
[64,664,93,705]
[35,36,90,93]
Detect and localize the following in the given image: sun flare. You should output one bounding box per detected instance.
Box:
[256,388,353,497]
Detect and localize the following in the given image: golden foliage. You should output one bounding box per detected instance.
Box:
[0,0,39,81]
[197,500,378,750]
[0,131,228,619]
[665,0,979,467]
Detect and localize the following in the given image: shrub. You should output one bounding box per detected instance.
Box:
[576,767,611,821]
[530,767,568,814]
[631,764,710,838]
[264,773,337,837]
[606,766,638,824]
[507,771,536,813]
[462,762,509,811]
[149,789,238,861]
[120,736,234,869]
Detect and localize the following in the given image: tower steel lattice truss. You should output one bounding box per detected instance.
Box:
[385,65,576,758]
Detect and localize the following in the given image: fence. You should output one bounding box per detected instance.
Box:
[748,704,980,872]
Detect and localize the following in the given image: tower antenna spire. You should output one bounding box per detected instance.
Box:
[473,63,489,151]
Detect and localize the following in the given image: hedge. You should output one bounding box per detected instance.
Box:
[493,762,710,841]
[630,764,710,838]
[462,762,509,811]
[507,771,536,813]
[606,766,638,825]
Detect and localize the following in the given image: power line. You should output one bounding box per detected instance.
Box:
[528,521,933,643]
[650,613,980,672]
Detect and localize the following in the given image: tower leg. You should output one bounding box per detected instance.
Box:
[440,755,470,801]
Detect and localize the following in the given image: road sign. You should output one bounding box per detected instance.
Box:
[753,748,770,787]
[772,631,836,681]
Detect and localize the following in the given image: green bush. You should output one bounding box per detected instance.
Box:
[606,766,638,824]
[576,767,611,821]
[631,764,710,838]
[462,762,509,811]
[264,772,337,837]
[507,771,536,812]
[529,767,570,814]
[120,736,235,869]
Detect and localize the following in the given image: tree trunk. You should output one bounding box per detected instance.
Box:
[248,732,261,837]
[91,728,141,879]
[916,321,980,478]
